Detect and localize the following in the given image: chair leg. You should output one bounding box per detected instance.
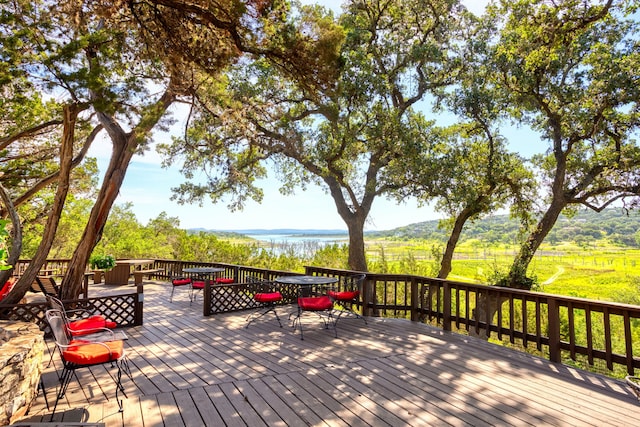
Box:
[115,360,126,412]
[39,377,50,411]
[51,365,74,420]
[45,340,62,380]
[245,305,283,328]
[333,301,367,325]
[292,307,305,340]
[292,308,337,340]
[189,288,202,306]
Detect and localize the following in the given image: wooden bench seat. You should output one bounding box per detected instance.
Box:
[133,268,164,285]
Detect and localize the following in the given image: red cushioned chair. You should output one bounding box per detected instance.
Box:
[46,296,118,369]
[0,278,15,302]
[292,294,336,340]
[327,273,367,325]
[245,277,283,328]
[215,277,235,284]
[45,308,131,419]
[190,279,206,305]
[169,277,192,302]
[46,296,117,335]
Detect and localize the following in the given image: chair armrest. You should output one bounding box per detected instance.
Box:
[65,308,95,319]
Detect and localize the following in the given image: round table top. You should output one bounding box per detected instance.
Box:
[183,267,226,274]
[275,275,338,285]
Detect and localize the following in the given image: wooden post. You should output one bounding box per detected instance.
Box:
[82,272,93,298]
[410,277,419,322]
[134,284,144,326]
[443,282,452,331]
[547,297,561,363]
[203,279,212,316]
[362,275,373,317]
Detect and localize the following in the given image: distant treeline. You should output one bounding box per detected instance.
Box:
[370,208,640,247]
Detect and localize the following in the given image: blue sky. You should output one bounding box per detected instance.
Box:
[91,0,540,232]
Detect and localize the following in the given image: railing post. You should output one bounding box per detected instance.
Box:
[362,276,373,317]
[410,277,419,322]
[203,279,212,316]
[443,281,451,331]
[547,297,561,363]
[135,284,144,326]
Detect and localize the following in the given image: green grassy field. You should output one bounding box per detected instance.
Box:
[364,238,640,305]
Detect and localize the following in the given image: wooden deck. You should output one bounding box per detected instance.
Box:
[16,280,640,426]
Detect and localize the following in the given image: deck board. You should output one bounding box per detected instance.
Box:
[16,280,640,426]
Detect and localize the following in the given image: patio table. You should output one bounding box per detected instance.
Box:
[182,267,225,283]
[275,275,338,297]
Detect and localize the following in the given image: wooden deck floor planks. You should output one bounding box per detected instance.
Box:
[16,280,640,426]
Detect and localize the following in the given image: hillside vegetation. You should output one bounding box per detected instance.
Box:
[371,208,640,248]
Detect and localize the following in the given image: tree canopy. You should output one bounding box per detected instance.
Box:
[482,0,640,287]
[0,0,305,299]
[160,0,467,271]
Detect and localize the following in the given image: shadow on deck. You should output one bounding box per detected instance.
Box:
[15,279,640,426]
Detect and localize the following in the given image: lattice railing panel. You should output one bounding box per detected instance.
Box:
[208,282,299,315]
[0,302,49,333]
[90,294,137,325]
[211,284,253,313]
[0,291,141,337]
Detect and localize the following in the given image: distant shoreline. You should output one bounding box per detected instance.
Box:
[191,228,349,235]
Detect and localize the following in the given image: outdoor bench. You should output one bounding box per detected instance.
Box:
[132,268,164,285]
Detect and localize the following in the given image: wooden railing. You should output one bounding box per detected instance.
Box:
[9,259,640,376]
[312,268,640,377]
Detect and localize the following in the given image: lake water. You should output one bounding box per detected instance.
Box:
[247,234,348,244]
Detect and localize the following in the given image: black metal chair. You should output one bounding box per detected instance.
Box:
[327,273,367,325]
[45,295,118,369]
[291,282,337,340]
[245,277,283,328]
[45,308,131,419]
[169,276,192,302]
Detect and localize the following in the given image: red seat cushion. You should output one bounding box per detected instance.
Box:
[63,339,124,365]
[192,280,206,289]
[68,315,117,335]
[327,290,360,301]
[255,292,283,303]
[215,278,234,284]
[172,278,192,286]
[298,296,333,311]
[0,279,15,302]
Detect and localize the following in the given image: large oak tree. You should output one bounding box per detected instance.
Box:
[161,0,466,271]
[1,0,299,299]
[485,0,640,288]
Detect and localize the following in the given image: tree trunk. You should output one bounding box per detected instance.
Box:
[3,103,78,303]
[323,175,372,272]
[61,129,137,298]
[471,292,509,340]
[438,205,481,279]
[345,217,368,272]
[507,198,567,288]
[61,90,176,298]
